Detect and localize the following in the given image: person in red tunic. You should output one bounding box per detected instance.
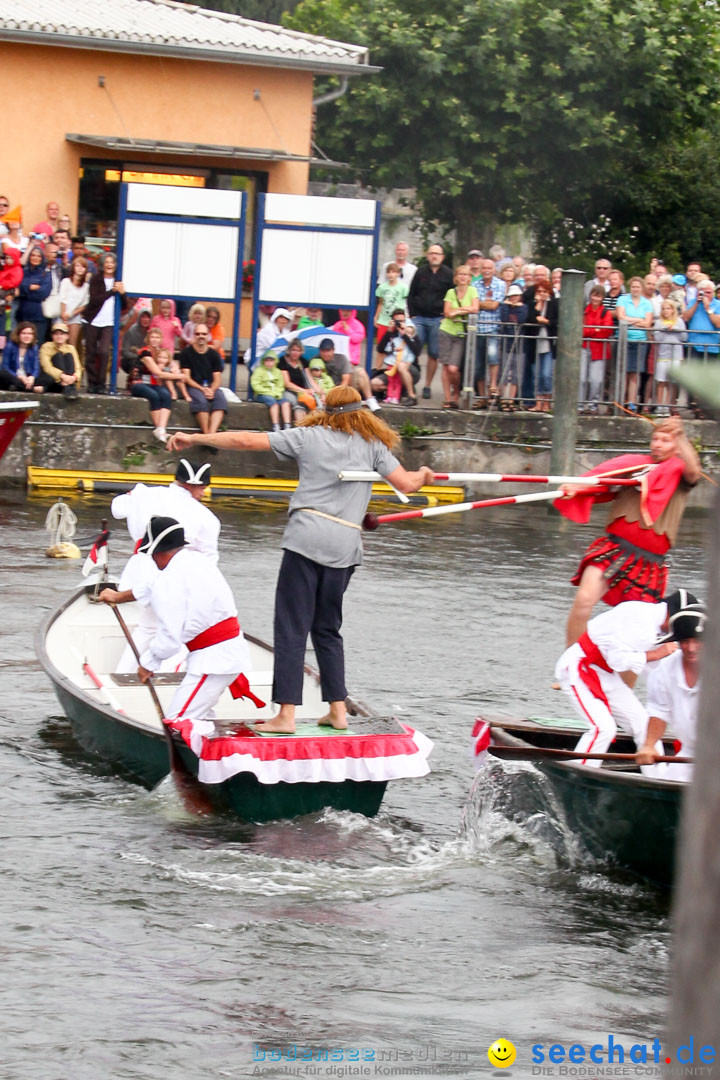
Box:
[556,417,701,647]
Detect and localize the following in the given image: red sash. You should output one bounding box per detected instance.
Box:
[185,617,265,709]
[186,616,240,652]
[577,632,613,708]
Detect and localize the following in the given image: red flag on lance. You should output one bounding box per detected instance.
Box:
[82,528,110,577]
[470,718,492,770]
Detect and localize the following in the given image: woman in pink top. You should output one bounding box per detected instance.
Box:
[331,308,366,366]
[150,298,184,352]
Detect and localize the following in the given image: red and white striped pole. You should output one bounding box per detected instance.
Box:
[362,488,574,530]
[341,470,641,487]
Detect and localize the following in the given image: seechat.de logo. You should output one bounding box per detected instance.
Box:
[531,1036,716,1068]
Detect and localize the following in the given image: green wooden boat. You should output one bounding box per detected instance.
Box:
[36,585,432,821]
[487,717,685,886]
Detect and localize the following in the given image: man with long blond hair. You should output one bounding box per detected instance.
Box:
[167,386,434,734]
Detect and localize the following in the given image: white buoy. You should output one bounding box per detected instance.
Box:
[45,499,81,559]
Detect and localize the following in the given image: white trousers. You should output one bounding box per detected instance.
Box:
[167,672,236,722]
[555,644,662,767]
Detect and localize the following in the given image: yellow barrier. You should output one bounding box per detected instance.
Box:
[26,467,464,506]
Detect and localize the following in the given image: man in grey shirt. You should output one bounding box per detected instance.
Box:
[167,388,433,734]
[317,337,382,413]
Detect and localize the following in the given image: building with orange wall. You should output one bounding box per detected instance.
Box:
[0,0,375,247]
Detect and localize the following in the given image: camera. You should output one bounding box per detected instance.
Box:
[29,232,45,241]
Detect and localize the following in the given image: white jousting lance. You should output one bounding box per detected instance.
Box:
[340,470,642,487]
[362,488,580,530]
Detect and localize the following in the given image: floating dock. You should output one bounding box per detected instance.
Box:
[26,467,465,507]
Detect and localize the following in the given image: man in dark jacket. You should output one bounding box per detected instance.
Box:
[407,244,453,399]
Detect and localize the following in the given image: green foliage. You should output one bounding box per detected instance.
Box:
[193,0,300,23]
[288,0,720,258]
[398,420,434,438]
[121,446,148,470]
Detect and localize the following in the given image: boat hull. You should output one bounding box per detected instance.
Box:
[489,722,684,886]
[37,590,406,822]
[535,759,681,886]
[48,664,388,821]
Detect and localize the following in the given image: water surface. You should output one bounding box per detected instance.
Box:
[0,490,707,1079]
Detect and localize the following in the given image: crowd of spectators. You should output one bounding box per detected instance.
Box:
[2,198,717,425]
[363,242,719,416]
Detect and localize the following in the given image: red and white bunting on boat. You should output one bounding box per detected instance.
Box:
[82,529,110,577]
[470,718,492,770]
[164,718,433,786]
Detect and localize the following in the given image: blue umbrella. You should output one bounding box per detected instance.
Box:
[268,325,351,361]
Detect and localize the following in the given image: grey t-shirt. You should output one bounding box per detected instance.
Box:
[323,351,351,385]
[268,427,401,567]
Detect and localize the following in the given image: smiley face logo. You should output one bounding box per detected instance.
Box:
[488,1039,516,1068]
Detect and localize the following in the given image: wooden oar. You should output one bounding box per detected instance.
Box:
[109,603,213,814]
[362,487,582,530]
[489,743,693,765]
[341,470,641,486]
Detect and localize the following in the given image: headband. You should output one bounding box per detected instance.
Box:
[325,401,364,415]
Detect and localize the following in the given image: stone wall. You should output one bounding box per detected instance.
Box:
[2,393,718,509]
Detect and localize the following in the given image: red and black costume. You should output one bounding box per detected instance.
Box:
[554,454,693,607]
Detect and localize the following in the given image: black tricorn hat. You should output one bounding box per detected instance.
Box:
[138,516,186,556]
[176,459,212,485]
[660,602,707,643]
[665,589,699,619]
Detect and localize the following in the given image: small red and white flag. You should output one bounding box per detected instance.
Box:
[82,529,110,577]
[470,718,492,770]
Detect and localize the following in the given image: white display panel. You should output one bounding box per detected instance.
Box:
[126,184,242,219]
[122,220,238,299]
[264,193,376,229]
[258,230,374,306]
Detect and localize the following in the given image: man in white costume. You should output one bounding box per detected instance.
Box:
[111,459,220,562]
[136,517,256,722]
[100,550,185,674]
[554,590,697,766]
[102,460,220,670]
[636,601,705,781]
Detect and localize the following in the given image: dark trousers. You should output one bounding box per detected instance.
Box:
[520,337,536,406]
[272,549,355,705]
[0,369,26,391]
[84,324,112,389]
[37,350,75,391]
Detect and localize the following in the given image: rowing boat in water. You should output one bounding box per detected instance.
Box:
[486,717,684,886]
[36,585,432,821]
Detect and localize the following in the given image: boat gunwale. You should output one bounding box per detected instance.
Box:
[490,722,686,793]
[35,586,373,747]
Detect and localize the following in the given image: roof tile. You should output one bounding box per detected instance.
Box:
[0,0,370,70]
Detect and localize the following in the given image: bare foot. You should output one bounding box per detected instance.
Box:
[317,702,348,730]
[253,719,296,735]
[317,714,348,730]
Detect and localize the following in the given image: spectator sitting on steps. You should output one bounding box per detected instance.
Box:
[179,324,227,444]
[316,337,381,413]
[38,320,81,398]
[250,351,293,431]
